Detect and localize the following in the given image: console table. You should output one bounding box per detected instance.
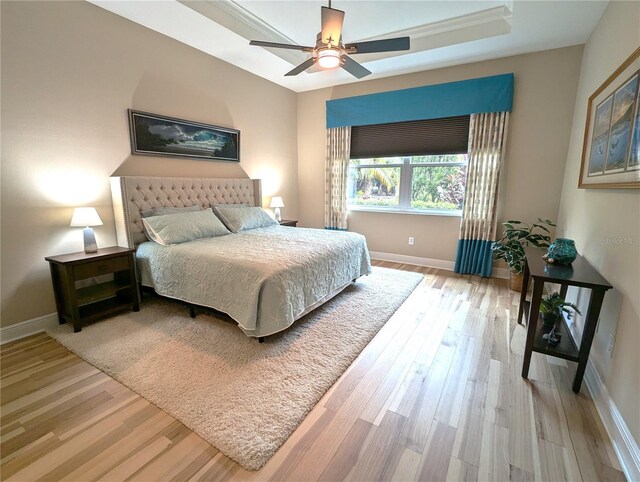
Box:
[518,247,612,392]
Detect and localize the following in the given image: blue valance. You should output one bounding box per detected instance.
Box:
[326,73,514,128]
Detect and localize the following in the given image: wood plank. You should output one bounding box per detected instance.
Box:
[190,452,239,482]
[509,464,535,482]
[131,432,210,481]
[5,414,133,481]
[531,380,564,446]
[508,355,537,475]
[417,422,456,481]
[445,457,479,482]
[98,436,173,481]
[317,418,373,481]
[58,411,177,481]
[453,380,487,467]
[478,422,509,482]
[169,444,219,481]
[345,411,407,481]
[1,389,115,458]
[435,335,475,428]
[391,448,421,481]
[538,438,569,482]
[1,369,100,417]
[398,345,455,453]
[0,433,60,478]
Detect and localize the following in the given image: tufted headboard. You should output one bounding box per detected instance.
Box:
[110,176,262,248]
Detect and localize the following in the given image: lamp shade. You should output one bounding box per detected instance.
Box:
[270,196,284,208]
[70,207,103,227]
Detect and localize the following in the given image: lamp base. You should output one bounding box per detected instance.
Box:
[274,207,281,222]
[83,227,98,253]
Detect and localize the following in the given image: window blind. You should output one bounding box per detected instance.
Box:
[350,115,470,159]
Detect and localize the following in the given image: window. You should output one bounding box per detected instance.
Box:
[348,155,467,212]
[347,115,470,214]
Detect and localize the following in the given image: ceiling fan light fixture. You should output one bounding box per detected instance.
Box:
[249,3,409,78]
[318,49,341,69]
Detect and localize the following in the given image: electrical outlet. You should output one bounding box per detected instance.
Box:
[607,333,615,356]
[408,237,414,245]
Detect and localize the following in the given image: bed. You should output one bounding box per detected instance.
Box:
[110,176,371,339]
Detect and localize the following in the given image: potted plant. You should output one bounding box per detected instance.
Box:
[492,218,555,291]
[539,292,581,331]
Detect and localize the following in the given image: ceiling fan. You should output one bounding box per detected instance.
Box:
[249,1,410,79]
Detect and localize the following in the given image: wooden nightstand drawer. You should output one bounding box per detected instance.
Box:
[74,256,130,279]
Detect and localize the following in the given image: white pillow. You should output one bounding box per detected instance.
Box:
[142,208,230,245]
[213,205,278,233]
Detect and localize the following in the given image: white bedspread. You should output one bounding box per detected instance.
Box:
[136,225,371,337]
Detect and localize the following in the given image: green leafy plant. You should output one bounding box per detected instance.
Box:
[492,218,556,274]
[540,292,582,327]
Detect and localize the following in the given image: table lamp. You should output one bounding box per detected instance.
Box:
[270,196,284,222]
[70,207,103,253]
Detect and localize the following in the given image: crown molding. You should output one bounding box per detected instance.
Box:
[179,0,307,66]
[353,6,512,64]
[180,2,512,69]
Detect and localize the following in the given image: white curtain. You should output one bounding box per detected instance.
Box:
[454,111,510,277]
[324,126,351,230]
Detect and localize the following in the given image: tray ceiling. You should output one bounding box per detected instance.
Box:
[89,0,608,92]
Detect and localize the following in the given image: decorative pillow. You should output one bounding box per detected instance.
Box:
[211,203,249,209]
[141,205,202,218]
[213,205,278,233]
[142,208,230,245]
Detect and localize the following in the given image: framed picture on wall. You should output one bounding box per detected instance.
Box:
[128,110,240,162]
[579,47,640,188]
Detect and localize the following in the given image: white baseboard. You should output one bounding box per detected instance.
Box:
[0,313,59,345]
[369,251,510,279]
[584,361,640,481]
[370,251,455,271]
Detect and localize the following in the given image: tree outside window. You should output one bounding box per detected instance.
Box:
[348,154,467,213]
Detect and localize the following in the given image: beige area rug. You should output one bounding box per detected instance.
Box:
[48,267,423,470]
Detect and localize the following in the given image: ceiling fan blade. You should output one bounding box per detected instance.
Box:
[346,36,410,54]
[285,58,316,76]
[321,6,345,47]
[341,55,371,79]
[250,40,314,52]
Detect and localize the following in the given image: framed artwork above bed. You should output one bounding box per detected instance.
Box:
[128,110,240,162]
[578,47,640,188]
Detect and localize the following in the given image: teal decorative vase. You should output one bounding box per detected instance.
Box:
[547,238,577,265]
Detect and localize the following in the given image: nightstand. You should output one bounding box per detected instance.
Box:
[45,247,140,333]
[279,220,298,227]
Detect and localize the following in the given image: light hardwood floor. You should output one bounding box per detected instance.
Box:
[1,261,626,481]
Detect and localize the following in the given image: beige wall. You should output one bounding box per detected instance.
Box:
[297,47,583,261]
[0,1,298,327]
[557,1,640,442]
